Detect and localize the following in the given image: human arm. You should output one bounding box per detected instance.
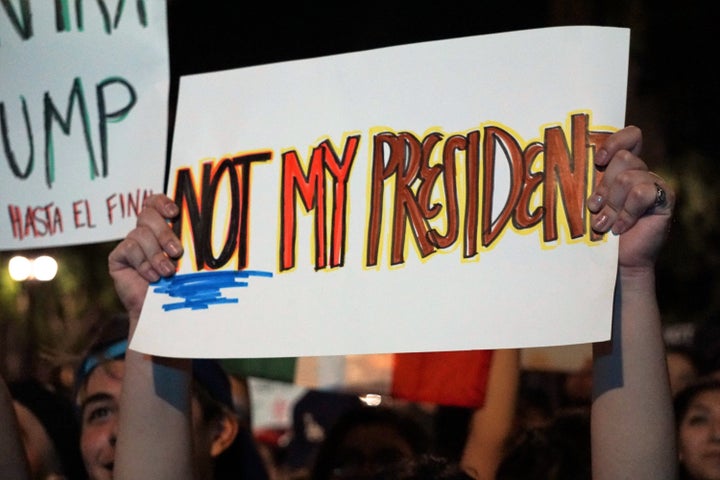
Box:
[108,194,197,480]
[588,126,677,480]
[0,376,30,480]
[460,349,520,480]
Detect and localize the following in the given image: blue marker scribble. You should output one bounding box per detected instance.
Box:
[152,270,273,311]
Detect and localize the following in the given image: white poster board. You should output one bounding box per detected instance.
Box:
[0,1,169,249]
[131,26,630,358]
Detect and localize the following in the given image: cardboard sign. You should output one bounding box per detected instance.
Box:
[131,26,630,358]
[0,1,169,249]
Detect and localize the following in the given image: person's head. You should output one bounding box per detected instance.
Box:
[9,379,87,480]
[675,378,720,480]
[310,405,431,480]
[74,313,130,480]
[496,409,591,480]
[75,313,256,480]
[282,389,365,475]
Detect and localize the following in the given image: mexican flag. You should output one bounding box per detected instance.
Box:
[223,349,493,408]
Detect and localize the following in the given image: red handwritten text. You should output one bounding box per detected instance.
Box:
[279,136,360,271]
[7,203,64,239]
[106,189,154,224]
[72,199,96,228]
[365,113,610,267]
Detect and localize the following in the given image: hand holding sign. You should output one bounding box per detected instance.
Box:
[109,194,182,322]
[109,124,666,349]
[587,125,674,270]
[122,27,634,358]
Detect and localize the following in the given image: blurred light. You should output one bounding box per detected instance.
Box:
[359,393,382,407]
[9,256,32,281]
[8,255,58,282]
[33,256,58,281]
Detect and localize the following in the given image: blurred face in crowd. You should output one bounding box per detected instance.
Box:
[78,359,124,480]
[678,389,720,480]
[77,359,238,480]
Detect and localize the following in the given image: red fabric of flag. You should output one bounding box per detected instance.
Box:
[391,350,494,408]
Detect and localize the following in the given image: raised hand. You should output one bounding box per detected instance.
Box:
[587,125,674,271]
[108,194,183,320]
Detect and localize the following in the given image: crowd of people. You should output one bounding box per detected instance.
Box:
[0,124,713,480]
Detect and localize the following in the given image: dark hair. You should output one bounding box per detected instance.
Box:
[674,377,720,426]
[214,424,270,480]
[352,454,473,480]
[496,410,591,480]
[666,344,701,372]
[74,312,131,401]
[310,405,431,480]
[674,377,720,480]
[189,371,268,480]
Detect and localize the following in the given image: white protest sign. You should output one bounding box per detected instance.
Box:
[0,0,169,249]
[131,26,630,358]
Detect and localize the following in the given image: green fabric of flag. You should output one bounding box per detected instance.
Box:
[222,357,297,383]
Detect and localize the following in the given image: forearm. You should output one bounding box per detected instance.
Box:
[114,316,196,480]
[591,268,676,480]
[0,377,30,480]
[461,349,520,480]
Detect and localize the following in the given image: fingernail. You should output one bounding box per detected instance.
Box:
[166,240,182,257]
[159,261,175,276]
[612,221,627,235]
[588,193,603,211]
[595,148,608,164]
[165,202,179,217]
[593,213,609,232]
